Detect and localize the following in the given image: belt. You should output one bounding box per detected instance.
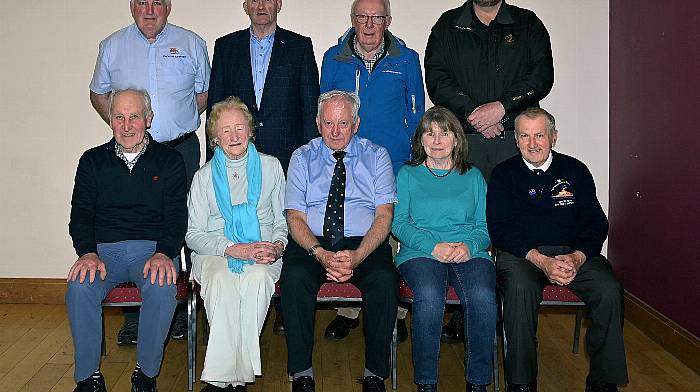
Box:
[163,131,196,148]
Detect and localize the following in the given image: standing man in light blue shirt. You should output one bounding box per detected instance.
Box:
[89,0,210,347]
[281,91,398,392]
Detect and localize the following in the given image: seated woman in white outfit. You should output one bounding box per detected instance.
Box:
[186,96,287,392]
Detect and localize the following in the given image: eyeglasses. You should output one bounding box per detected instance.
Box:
[353,14,388,24]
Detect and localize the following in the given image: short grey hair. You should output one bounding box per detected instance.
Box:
[108,88,153,119]
[130,0,172,6]
[317,90,361,124]
[351,0,391,17]
[514,107,556,138]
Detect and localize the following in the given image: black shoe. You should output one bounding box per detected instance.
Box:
[397,318,408,343]
[200,383,227,391]
[440,310,463,343]
[360,376,386,392]
[507,383,537,392]
[131,367,157,392]
[273,310,285,335]
[466,382,487,392]
[292,376,315,392]
[324,315,359,340]
[417,384,437,392]
[170,307,188,340]
[117,318,138,346]
[74,372,106,392]
[585,378,619,392]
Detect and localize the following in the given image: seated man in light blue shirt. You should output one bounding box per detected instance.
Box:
[281,91,398,392]
[88,0,210,347]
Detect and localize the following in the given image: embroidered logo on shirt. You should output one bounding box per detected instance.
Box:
[163,47,186,59]
[551,179,575,206]
[152,176,159,182]
[504,34,515,45]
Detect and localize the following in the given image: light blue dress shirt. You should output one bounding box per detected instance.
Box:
[286,136,397,237]
[250,28,275,108]
[90,23,211,142]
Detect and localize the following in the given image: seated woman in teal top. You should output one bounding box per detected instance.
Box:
[392,106,496,392]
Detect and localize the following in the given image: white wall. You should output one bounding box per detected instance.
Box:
[0,0,609,278]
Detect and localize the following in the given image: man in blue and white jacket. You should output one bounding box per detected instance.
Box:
[320,0,425,176]
[319,0,424,343]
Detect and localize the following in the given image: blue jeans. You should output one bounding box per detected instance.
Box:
[65,240,178,381]
[399,257,496,385]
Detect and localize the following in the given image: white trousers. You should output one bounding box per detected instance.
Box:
[192,254,282,386]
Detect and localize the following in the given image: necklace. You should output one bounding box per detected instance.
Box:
[425,162,452,178]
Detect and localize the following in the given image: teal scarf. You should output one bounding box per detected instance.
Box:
[211,145,262,273]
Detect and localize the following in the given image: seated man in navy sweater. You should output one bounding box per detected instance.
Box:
[67,88,187,392]
[486,108,628,392]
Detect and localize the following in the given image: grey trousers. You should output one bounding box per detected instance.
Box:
[66,240,178,381]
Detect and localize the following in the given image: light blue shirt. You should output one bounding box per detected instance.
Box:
[90,23,211,142]
[286,136,397,237]
[249,28,275,108]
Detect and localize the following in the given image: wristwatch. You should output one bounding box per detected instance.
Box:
[308,244,322,257]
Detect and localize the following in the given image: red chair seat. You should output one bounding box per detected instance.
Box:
[102,273,190,305]
[542,285,583,303]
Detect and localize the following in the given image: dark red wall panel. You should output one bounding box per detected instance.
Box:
[609,1,700,336]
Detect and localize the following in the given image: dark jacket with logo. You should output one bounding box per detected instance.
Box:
[69,135,187,259]
[425,0,554,134]
[486,151,608,259]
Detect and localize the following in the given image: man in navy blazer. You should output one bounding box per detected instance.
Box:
[206,0,320,172]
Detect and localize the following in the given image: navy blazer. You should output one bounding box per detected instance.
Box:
[207,27,320,171]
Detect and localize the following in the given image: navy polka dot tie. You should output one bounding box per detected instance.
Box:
[323,151,346,246]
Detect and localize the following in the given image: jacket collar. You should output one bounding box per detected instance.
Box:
[334,28,403,63]
[454,0,515,29]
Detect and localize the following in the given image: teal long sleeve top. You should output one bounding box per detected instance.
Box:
[391,164,492,267]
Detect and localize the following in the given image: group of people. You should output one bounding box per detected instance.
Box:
[65,1,628,392]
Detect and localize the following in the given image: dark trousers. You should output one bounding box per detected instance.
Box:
[280,236,398,378]
[497,248,628,385]
[466,131,517,183]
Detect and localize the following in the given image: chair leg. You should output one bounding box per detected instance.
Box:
[188,286,197,391]
[101,311,106,356]
[391,318,398,390]
[573,306,583,354]
[493,329,500,391]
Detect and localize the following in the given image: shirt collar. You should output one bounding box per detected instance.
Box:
[249,26,276,43]
[133,22,170,44]
[321,135,358,159]
[522,150,553,172]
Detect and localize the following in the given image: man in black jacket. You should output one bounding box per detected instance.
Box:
[425,0,554,344]
[487,108,627,392]
[67,89,187,392]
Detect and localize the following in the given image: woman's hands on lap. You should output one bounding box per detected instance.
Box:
[432,242,471,263]
[225,242,282,264]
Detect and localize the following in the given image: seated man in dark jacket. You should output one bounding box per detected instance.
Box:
[486,108,628,392]
[67,88,187,392]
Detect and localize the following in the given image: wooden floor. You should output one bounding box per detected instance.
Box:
[0,304,698,392]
